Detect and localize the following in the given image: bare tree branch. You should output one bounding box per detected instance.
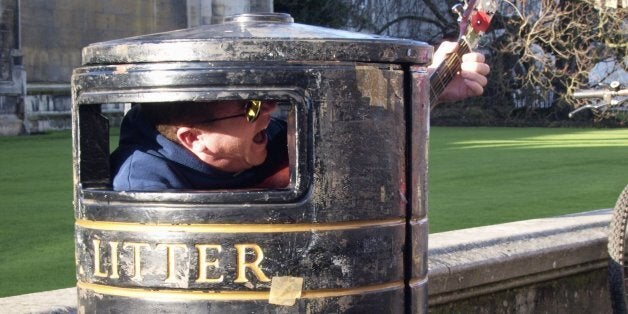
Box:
[375,15,444,35]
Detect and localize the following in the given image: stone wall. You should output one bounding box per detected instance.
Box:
[20,0,188,84]
[14,0,273,134]
[0,0,26,135]
[20,0,272,84]
[14,0,187,134]
[428,209,612,313]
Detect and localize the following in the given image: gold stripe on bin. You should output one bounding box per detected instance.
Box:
[75,218,405,233]
[77,280,404,301]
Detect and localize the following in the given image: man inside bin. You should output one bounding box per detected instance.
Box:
[111,43,490,191]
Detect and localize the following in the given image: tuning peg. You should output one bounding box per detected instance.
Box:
[452,3,465,19]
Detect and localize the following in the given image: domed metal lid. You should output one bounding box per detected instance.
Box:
[81,13,431,65]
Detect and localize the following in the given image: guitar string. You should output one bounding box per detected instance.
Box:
[430,39,471,103]
[434,40,470,92]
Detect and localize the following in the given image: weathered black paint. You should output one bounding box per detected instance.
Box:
[72,13,431,313]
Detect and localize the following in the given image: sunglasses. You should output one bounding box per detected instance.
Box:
[199,100,263,124]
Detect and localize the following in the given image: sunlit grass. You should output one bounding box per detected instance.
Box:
[452,129,627,149]
[429,127,628,233]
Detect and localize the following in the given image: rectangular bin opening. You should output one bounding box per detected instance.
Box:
[76,93,310,204]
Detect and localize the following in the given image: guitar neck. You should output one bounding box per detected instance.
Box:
[429,38,471,105]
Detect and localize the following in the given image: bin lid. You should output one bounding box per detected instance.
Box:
[81,13,431,65]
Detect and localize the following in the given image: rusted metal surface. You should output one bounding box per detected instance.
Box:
[72,13,431,313]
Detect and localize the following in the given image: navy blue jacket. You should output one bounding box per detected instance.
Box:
[110,106,288,191]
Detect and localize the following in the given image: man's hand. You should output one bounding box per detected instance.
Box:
[429,41,491,103]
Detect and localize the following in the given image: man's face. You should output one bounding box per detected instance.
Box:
[194,100,277,173]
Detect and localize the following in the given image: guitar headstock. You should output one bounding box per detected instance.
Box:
[430,0,498,104]
[453,0,498,49]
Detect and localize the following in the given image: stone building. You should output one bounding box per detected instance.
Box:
[0,0,272,135]
[0,0,25,135]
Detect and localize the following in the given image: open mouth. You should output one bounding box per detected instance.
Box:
[253,129,267,144]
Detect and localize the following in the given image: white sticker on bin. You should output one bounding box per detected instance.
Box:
[268,276,304,306]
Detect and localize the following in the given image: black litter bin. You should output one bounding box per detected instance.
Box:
[72,13,431,313]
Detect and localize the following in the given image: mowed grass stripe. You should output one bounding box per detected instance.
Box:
[428,127,628,232]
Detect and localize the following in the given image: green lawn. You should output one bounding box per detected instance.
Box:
[0,130,75,297]
[0,127,626,296]
[429,127,628,232]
